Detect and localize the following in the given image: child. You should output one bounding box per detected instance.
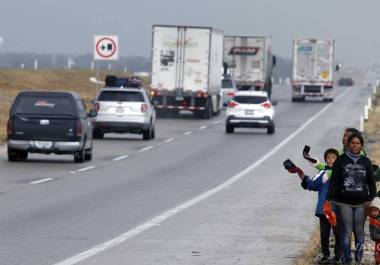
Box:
[369,197,380,265]
[301,148,341,264]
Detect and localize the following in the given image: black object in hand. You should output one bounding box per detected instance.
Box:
[302,145,318,164]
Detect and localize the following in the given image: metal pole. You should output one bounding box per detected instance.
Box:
[96,61,100,90]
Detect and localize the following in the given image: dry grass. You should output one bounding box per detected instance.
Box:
[0,69,150,142]
[294,228,321,265]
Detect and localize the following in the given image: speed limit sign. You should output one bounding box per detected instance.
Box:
[94,35,119,60]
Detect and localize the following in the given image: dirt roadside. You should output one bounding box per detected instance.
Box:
[294,90,380,265]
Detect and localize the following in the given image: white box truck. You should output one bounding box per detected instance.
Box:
[150,25,224,119]
[292,38,335,102]
[223,36,275,98]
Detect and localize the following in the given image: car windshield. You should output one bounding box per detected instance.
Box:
[222,79,233,88]
[233,95,267,104]
[13,96,76,116]
[98,91,144,102]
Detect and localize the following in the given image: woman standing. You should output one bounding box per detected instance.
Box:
[327,132,376,264]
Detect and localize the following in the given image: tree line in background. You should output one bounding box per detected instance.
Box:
[0,52,292,79]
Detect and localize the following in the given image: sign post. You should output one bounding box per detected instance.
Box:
[94,35,119,88]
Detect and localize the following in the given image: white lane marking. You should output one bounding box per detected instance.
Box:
[213,121,220,125]
[163,138,175,143]
[139,146,154,153]
[52,88,352,265]
[184,131,192,136]
[113,155,129,161]
[29,178,54,185]
[199,125,208,130]
[77,166,97,172]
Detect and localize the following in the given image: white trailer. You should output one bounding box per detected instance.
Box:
[151,25,224,119]
[223,36,275,98]
[292,38,335,102]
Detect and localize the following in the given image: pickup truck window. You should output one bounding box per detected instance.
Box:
[98,91,144,102]
[14,97,76,116]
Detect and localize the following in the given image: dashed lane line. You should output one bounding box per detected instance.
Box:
[77,166,97,172]
[113,155,129,161]
[139,146,155,153]
[184,131,192,136]
[163,138,175,143]
[199,125,208,130]
[29,178,54,185]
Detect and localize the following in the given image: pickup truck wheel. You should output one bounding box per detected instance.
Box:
[143,124,152,140]
[74,147,86,163]
[8,149,19,162]
[85,146,93,161]
[18,151,28,161]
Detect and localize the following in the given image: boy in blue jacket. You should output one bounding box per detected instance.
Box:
[301,148,341,264]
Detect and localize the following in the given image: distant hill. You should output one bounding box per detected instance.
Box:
[0,52,292,79]
[0,53,151,73]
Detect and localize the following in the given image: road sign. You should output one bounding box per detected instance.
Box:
[94,35,119,61]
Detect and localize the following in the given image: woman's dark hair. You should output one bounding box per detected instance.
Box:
[345,127,360,135]
[347,132,364,146]
[324,148,339,160]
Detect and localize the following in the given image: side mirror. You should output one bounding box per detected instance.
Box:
[88,109,97,117]
[272,55,277,68]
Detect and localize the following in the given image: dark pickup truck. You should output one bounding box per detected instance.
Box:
[7,91,97,163]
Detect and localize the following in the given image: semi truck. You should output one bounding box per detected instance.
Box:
[223,36,275,98]
[292,38,335,102]
[150,25,224,119]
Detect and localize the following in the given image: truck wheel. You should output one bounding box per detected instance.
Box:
[267,124,275,135]
[226,124,234,134]
[204,100,212,119]
[8,148,20,162]
[74,147,86,163]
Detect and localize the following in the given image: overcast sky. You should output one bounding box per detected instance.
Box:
[0,0,379,66]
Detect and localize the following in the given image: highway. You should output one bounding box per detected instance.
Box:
[0,84,372,265]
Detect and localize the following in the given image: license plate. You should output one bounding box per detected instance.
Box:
[175,96,184,101]
[245,110,254,115]
[33,141,53,149]
[116,107,124,114]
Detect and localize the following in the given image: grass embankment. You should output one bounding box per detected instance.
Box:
[294,91,380,265]
[0,69,149,143]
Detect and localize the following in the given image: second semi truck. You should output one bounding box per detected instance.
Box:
[223,36,276,98]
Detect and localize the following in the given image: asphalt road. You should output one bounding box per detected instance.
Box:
[0,85,372,265]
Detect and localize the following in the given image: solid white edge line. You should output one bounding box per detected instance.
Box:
[139,146,154,153]
[77,166,97,172]
[52,88,352,265]
[113,155,129,161]
[163,138,175,143]
[29,178,54,185]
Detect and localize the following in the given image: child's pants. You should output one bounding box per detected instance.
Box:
[319,215,341,258]
[375,241,380,265]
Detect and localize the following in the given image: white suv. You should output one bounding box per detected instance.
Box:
[225,91,275,134]
[93,87,156,140]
